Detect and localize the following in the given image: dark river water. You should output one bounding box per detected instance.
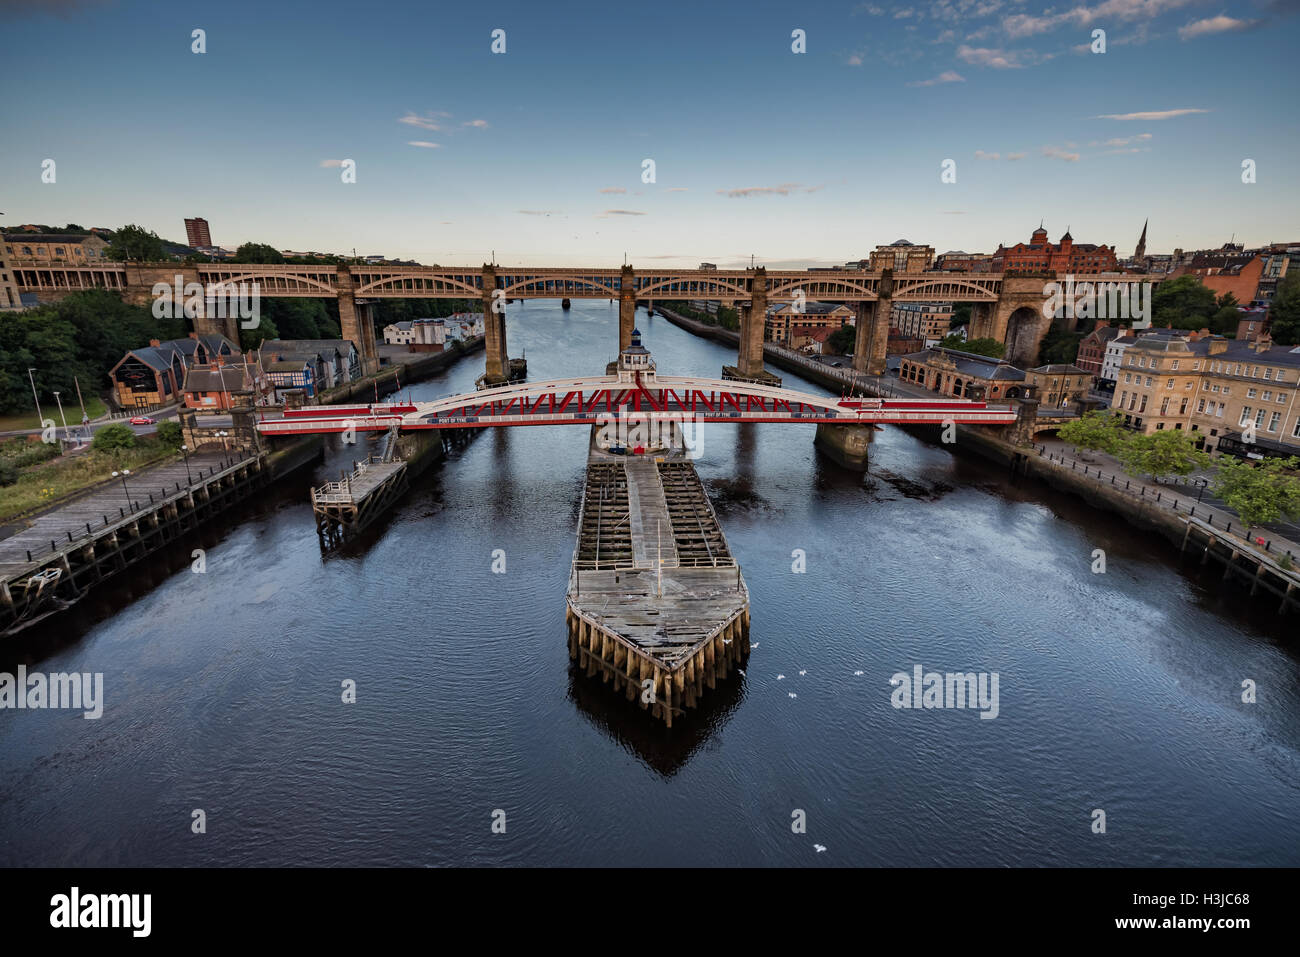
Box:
[2,300,1298,867]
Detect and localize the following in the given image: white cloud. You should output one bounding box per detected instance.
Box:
[1178,15,1259,39]
[847,53,864,65]
[599,209,646,216]
[717,183,805,197]
[398,111,450,131]
[666,187,689,192]
[1003,0,1198,39]
[975,149,1001,159]
[319,159,345,168]
[518,209,561,216]
[1042,145,1081,162]
[909,69,966,86]
[957,44,1047,67]
[407,141,441,149]
[1094,108,1208,120]
[1007,152,1026,160]
[599,187,627,194]
[462,119,490,129]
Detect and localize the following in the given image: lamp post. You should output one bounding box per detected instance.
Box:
[26,368,43,428]
[180,443,194,486]
[112,469,132,511]
[52,390,70,443]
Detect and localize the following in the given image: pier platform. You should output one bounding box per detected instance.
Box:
[566,436,749,726]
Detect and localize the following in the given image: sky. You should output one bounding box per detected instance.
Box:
[1,0,1297,268]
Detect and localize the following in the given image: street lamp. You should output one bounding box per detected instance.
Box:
[112,469,132,511]
[26,368,42,427]
[180,443,194,486]
[52,390,70,443]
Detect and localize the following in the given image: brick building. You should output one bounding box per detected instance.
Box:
[990,225,1119,274]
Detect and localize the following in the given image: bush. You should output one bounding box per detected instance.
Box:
[0,438,61,469]
[0,462,17,487]
[156,420,183,447]
[92,423,137,452]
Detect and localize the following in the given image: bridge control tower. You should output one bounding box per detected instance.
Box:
[616,327,655,383]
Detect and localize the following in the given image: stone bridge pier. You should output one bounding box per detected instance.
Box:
[851,268,893,376]
[481,264,510,383]
[969,276,1053,368]
[619,264,637,351]
[723,267,780,386]
[337,269,380,376]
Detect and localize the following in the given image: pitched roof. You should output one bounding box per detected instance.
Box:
[183,365,253,392]
[1030,364,1090,375]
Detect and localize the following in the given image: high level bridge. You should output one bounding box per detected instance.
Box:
[8,259,1163,379]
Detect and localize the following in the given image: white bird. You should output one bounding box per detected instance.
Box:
[777,674,785,680]
[814,844,826,853]
[798,669,807,676]
[738,668,746,676]
[751,642,759,648]
[854,670,864,676]
[788,692,797,699]
[723,637,732,644]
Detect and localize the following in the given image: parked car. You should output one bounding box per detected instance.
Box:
[129,416,156,425]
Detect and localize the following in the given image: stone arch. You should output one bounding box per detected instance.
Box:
[1004,306,1047,367]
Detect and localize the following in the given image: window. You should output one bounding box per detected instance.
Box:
[1248,388,1258,398]
[1255,409,1266,427]
[1268,412,1281,432]
[1172,360,1179,370]
[1160,397,1170,415]
[1120,391,1128,407]
[1293,419,1300,438]
[1180,398,1188,414]
[1197,399,1205,413]
[1264,368,1273,380]
[1216,405,1224,418]
[1166,379,1174,389]
[1279,393,1288,404]
[1240,406,1253,425]
[1263,391,1272,401]
[1252,366,1260,378]
[1223,386,1231,396]
[1139,395,1148,413]
[1124,373,1132,383]
[1145,377,1153,387]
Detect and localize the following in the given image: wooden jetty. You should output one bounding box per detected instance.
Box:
[565,435,749,727]
[0,450,266,636]
[1181,515,1300,615]
[311,427,409,551]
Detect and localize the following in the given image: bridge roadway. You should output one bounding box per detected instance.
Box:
[253,374,1018,436]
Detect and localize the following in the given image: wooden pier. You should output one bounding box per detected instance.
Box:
[311,429,409,551]
[1181,515,1300,615]
[0,451,266,636]
[566,436,749,726]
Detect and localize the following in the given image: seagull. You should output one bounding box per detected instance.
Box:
[738,668,746,676]
[814,844,826,853]
[723,637,732,645]
[751,642,759,648]
[798,669,807,676]
[777,674,785,680]
[854,670,864,676]
[788,692,797,698]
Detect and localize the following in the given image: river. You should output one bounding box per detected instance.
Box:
[2,299,1297,866]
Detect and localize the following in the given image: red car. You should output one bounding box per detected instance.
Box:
[129,416,156,425]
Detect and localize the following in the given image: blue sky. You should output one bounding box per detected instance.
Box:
[2,0,1297,267]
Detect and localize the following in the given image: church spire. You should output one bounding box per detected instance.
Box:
[1135,218,1148,262]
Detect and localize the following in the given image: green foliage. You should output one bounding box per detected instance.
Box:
[231,243,285,264]
[1037,324,1082,365]
[943,336,1004,358]
[1212,455,1300,533]
[949,303,972,329]
[0,290,186,415]
[105,224,167,262]
[240,314,280,352]
[1209,305,1241,336]
[1117,429,1211,482]
[92,423,137,452]
[0,462,17,488]
[716,306,740,332]
[1268,274,1300,345]
[1057,410,1127,455]
[1152,275,1217,330]
[155,420,183,447]
[0,437,61,469]
[827,324,857,356]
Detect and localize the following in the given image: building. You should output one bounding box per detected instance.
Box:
[1025,365,1092,410]
[765,302,853,345]
[897,347,1027,400]
[989,225,1119,274]
[107,334,240,410]
[261,339,360,390]
[182,354,273,411]
[264,358,318,399]
[1109,335,1203,433]
[1075,321,1127,377]
[3,233,109,262]
[1188,337,1300,457]
[1236,309,1270,342]
[184,218,213,249]
[932,251,992,272]
[890,302,953,344]
[1173,250,1266,306]
[0,242,23,310]
[1099,328,1140,382]
[383,320,416,345]
[869,240,935,273]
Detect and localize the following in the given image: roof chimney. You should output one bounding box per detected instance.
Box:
[1208,337,1229,355]
[149,338,161,347]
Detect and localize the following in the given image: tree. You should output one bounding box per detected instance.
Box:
[827,325,856,355]
[240,314,279,352]
[1037,323,1083,365]
[1210,305,1241,336]
[231,243,285,264]
[92,424,136,451]
[1117,429,1211,482]
[941,336,1003,358]
[1152,275,1217,329]
[1268,274,1300,345]
[1212,456,1300,536]
[106,224,167,262]
[156,420,183,447]
[1057,410,1127,456]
